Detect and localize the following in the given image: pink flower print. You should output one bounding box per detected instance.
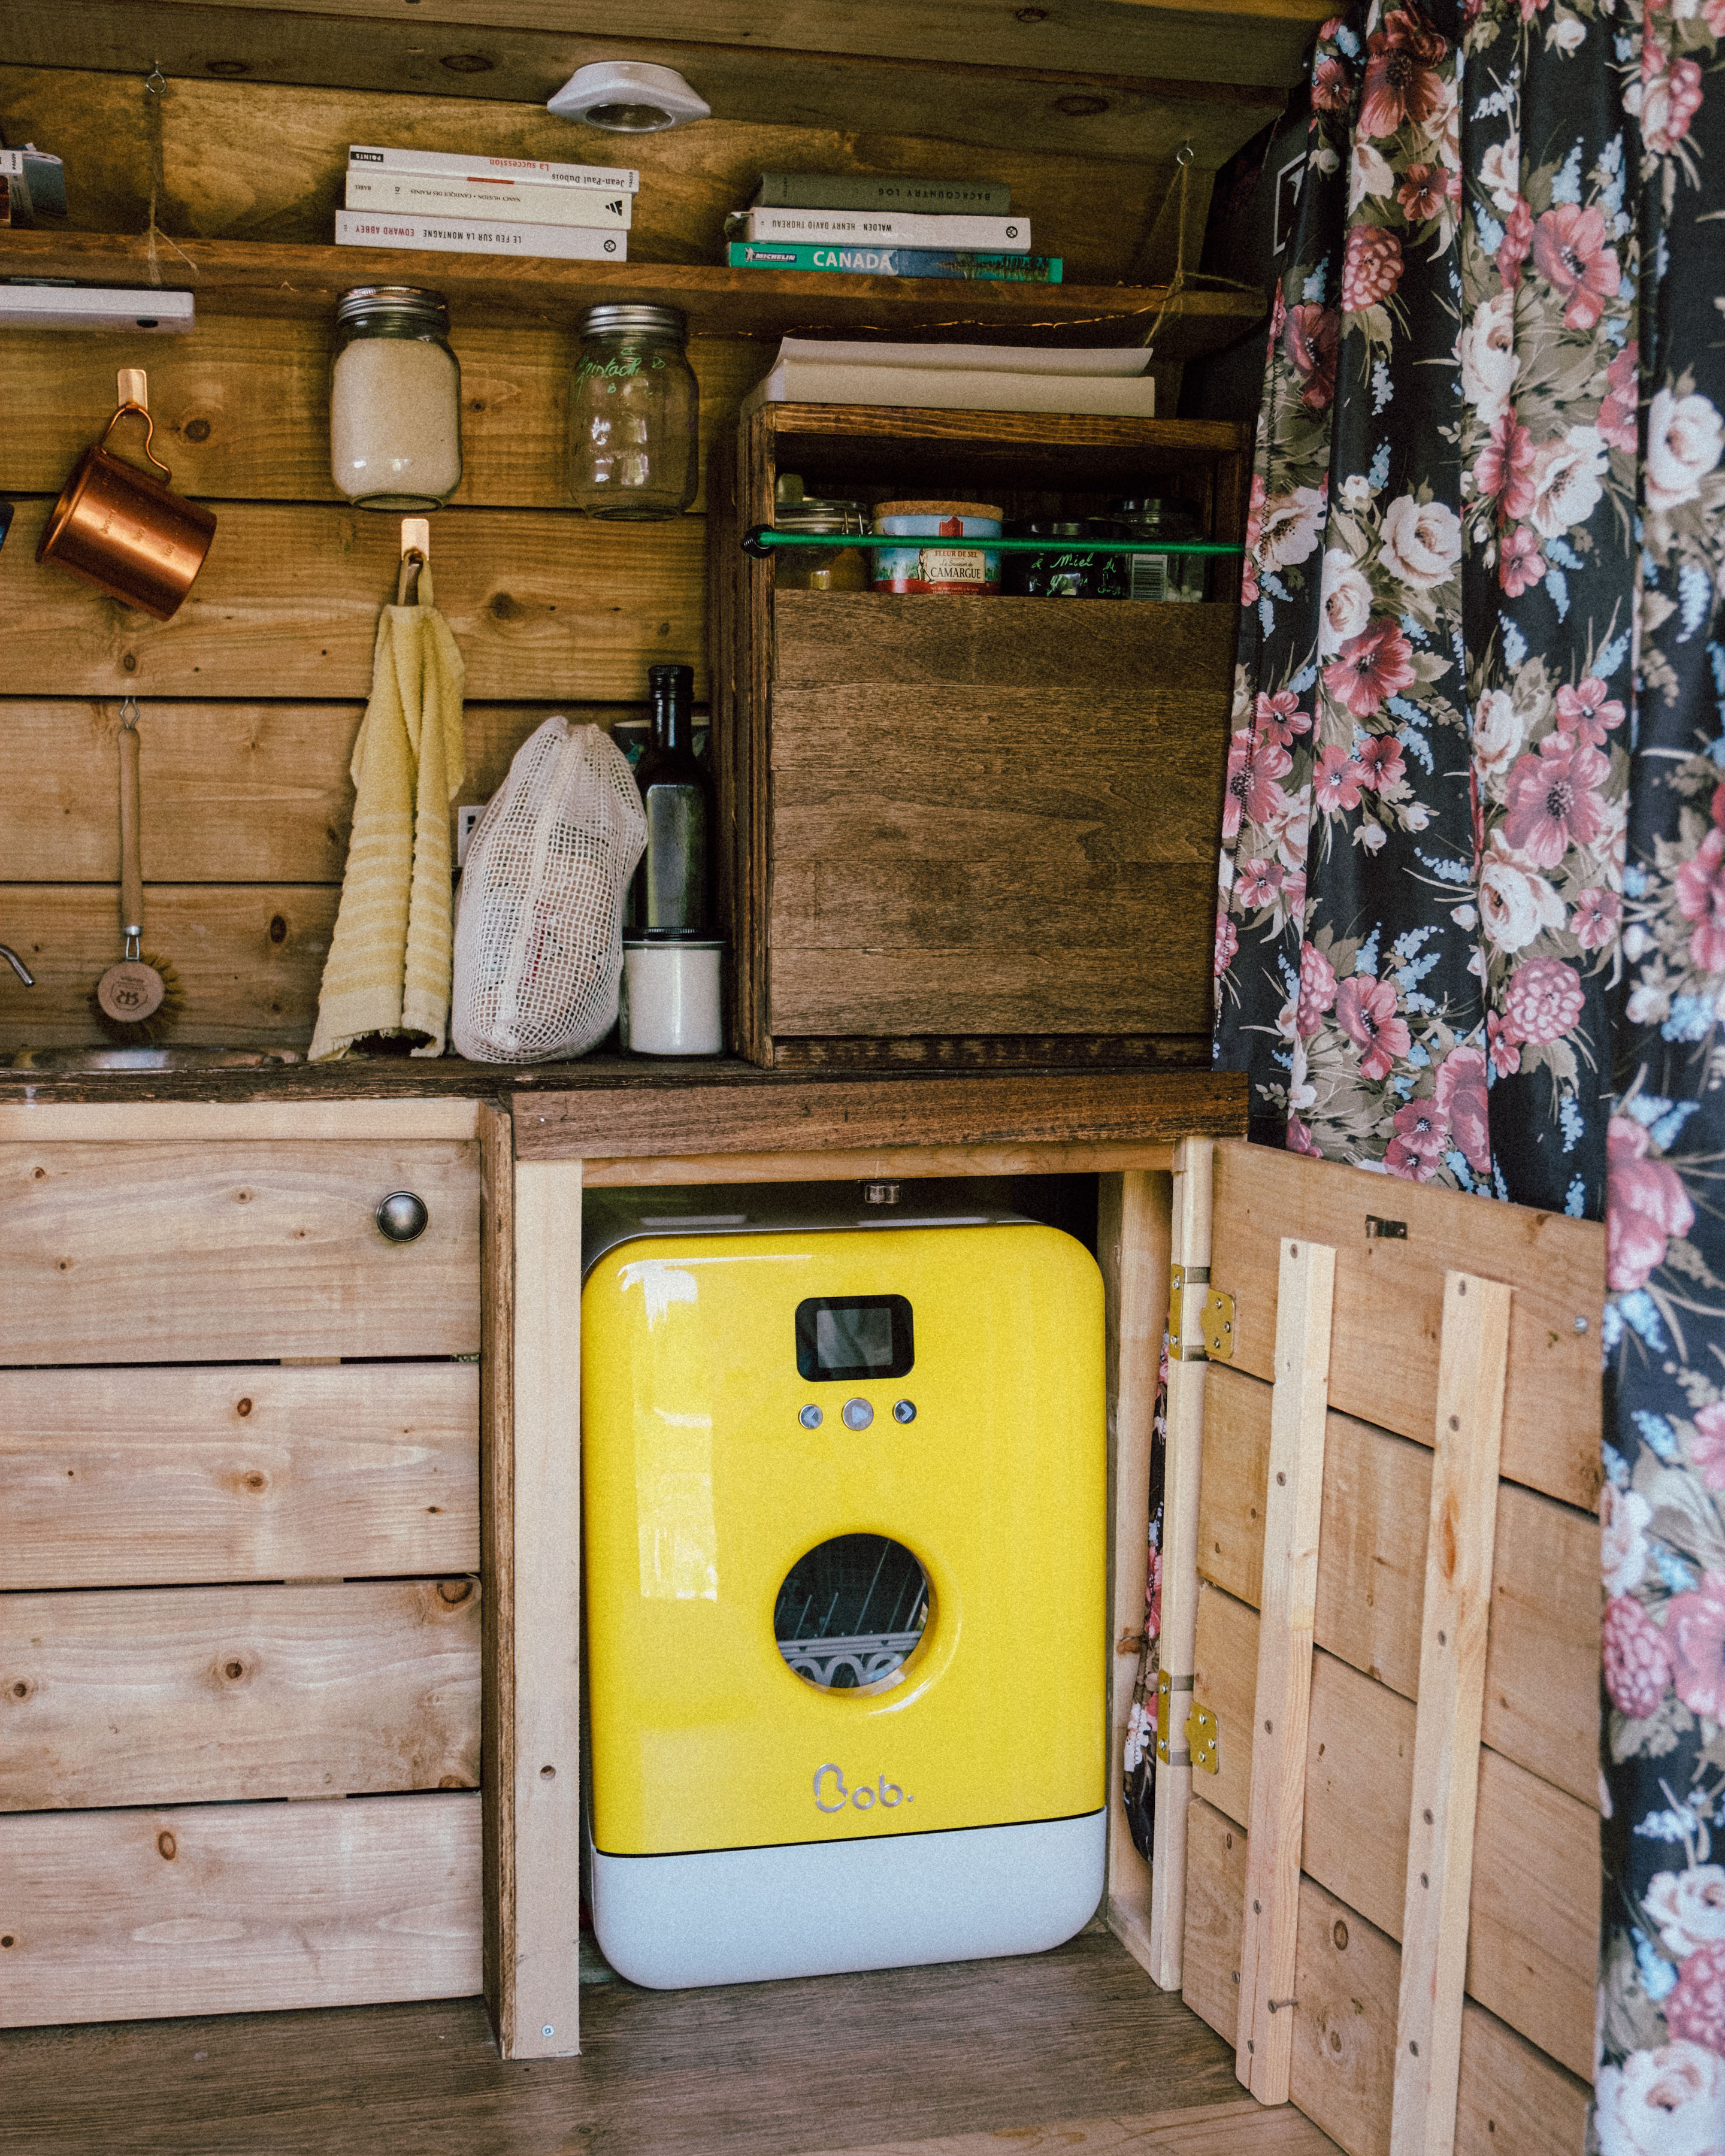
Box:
[1571,888,1621,950]
[1499,523,1546,596]
[1282,868,1308,915]
[1342,224,1405,313]
[1287,1114,1324,1156]
[1222,728,1293,841]
[1254,689,1311,749]
[1473,413,1536,523]
[1336,975,1411,1081]
[1358,9,1449,138]
[1531,203,1621,332]
[1676,827,1725,973]
[1669,1573,1725,1724]
[1599,342,1639,453]
[1502,734,1609,867]
[1355,734,1406,792]
[1706,0,1725,31]
[1694,1401,1725,1492]
[1398,162,1459,223]
[1433,1044,1491,1173]
[1385,1098,1450,1181]
[1313,743,1366,813]
[1242,472,1265,604]
[1297,941,1338,1037]
[1608,1113,1695,1290]
[1603,1594,1672,1718]
[1284,302,1340,413]
[1145,1545,1163,1639]
[1487,1009,1521,1078]
[1325,617,1417,719]
[1236,858,1282,907]
[1642,50,1705,156]
[1312,49,1353,113]
[1555,676,1627,747]
[1502,956,1586,1045]
[1214,912,1239,978]
[1666,1940,1725,2052]
[1496,197,1534,288]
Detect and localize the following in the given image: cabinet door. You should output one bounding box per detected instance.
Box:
[1,1140,480,1364]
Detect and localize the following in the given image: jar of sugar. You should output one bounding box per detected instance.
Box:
[569,304,698,522]
[329,287,463,511]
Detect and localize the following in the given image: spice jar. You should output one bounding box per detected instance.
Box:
[872,501,1002,594]
[1003,519,1128,598]
[570,303,698,522]
[329,287,462,511]
[774,474,871,592]
[1113,496,1208,602]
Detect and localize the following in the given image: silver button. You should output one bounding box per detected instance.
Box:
[842,1398,874,1431]
[799,1404,823,1430]
[893,1400,917,1424]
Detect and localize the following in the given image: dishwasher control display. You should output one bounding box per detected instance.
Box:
[795,1294,913,1383]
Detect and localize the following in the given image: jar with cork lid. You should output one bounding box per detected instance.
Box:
[329,287,463,511]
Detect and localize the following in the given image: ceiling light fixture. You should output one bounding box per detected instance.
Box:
[546,61,709,133]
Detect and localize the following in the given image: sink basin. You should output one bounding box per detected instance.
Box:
[6,1047,306,1073]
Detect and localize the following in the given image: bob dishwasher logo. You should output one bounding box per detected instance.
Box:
[813,1763,913,1813]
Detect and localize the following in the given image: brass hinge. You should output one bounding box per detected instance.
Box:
[1170,1264,1234,1363]
[1187,1701,1219,1775]
[1156,1668,1190,1764]
[1155,1671,1218,1773]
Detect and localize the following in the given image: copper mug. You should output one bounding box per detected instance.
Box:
[38,379,216,621]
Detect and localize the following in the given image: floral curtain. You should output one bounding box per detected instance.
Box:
[1210,0,1725,2143]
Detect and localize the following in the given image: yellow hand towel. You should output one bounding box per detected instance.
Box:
[310,562,466,1061]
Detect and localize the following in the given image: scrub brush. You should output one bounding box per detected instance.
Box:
[92,698,183,1042]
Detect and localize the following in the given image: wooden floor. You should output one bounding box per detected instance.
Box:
[2,1933,1339,2156]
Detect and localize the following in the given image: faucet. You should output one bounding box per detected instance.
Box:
[1,943,34,986]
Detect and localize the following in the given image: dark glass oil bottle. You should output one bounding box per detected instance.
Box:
[628,662,712,935]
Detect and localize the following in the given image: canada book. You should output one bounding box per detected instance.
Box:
[347,144,638,193]
[727,242,1061,283]
[729,207,1029,251]
[335,210,626,261]
[752,172,1010,214]
[346,169,631,229]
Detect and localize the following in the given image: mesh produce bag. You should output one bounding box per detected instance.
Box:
[451,717,647,1063]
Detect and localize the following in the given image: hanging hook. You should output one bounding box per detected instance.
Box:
[120,696,140,732]
[397,516,430,605]
[144,62,169,96]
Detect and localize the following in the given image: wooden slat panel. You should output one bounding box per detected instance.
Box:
[2,1579,480,1810]
[768,901,1218,1037]
[1199,1365,1597,1809]
[513,1070,1249,1161]
[0,884,335,1050]
[774,593,1238,693]
[583,1141,1179,1184]
[1209,1141,1605,1510]
[0,323,756,513]
[1182,1797,1591,2156]
[1191,1585,1596,2080]
[0,500,704,701]
[0,1789,482,2025]
[0,1362,477,1589]
[0,702,638,885]
[0,1139,479,1365]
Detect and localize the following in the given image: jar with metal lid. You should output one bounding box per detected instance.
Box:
[773,474,871,592]
[1113,496,1208,602]
[329,287,462,511]
[1002,519,1128,598]
[570,303,698,521]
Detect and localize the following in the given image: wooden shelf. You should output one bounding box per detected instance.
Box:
[0,232,1265,359]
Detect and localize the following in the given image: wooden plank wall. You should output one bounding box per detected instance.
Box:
[0,61,1227,1052]
[1181,1142,1605,2153]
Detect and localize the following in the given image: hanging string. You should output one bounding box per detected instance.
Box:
[141,65,196,289]
[1139,142,1267,358]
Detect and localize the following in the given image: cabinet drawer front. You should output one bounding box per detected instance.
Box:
[1,1140,480,1364]
[0,1791,481,2025]
[1,1579,480,1811]
[0,1363,479,1589]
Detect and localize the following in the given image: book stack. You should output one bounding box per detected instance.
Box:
[336,144,634,261]
[725,172,1061,285]
[743,337,1154,417]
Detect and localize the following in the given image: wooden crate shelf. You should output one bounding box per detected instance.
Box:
[0,231,1265,358]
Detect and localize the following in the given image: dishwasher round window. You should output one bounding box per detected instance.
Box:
[774,1533,929,1692]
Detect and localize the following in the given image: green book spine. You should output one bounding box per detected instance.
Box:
[751,172,1012,214]
[727,242,1061,283]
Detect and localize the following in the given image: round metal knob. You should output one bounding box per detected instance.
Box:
[376,1191,429,1244]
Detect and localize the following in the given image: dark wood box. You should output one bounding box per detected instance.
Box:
[710,403,1252,1070]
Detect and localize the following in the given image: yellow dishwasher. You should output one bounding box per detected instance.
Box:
[581,1182,1107,1990]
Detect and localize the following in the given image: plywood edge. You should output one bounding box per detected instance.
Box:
[0,1098,483,1142]
[583,1143,1179,1185]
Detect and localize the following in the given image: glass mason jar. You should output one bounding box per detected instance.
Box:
[570,303,698,521]
[1113,496,1208,602]
[774,482,871,592]
[329,287,462,511]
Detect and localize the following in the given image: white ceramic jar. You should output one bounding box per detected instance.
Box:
[620,938,724,1056]
[330,286,462,511]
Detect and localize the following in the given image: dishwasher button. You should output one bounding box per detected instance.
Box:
[841,1398,874,1431]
